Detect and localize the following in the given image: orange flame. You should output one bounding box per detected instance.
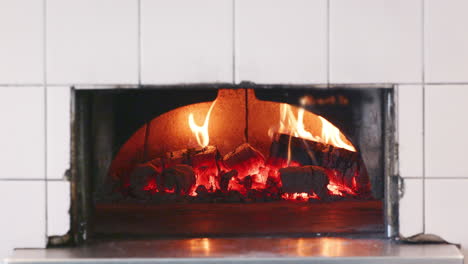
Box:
[273,102,356,152]
[318,116,356,152]
[188,100,217,148]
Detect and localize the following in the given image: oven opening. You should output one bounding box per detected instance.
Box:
[72,85,395,242]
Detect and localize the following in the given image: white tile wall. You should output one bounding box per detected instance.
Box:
[0,181,46,258]
[425,0,468,82]
[46,87,70,179]
[330,0,422,83]
[425,85,468,178]
[426,179,468,245]
[399,178,423,237]
[46,0,139,84]
[0,0,43,84]
[1,0,468,261]
[236,0,327,84]
[0,87,44,179]
[141,0,233,84]
[47,181,70,236]
[398,85,423,178]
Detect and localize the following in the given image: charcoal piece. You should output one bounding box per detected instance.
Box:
[247,189,266,202]
[195,185,210,201]
[220,170,238,192]
[164,146,220,168]
[265,176,281,194]
[223,143,265,179]
[128,160,163,199]
[226,190,243,203]
[195,185,208,195]
[162,164,196,195]
[191,146,220,168]
[269,133,370,195]
[191,146,221,189]
[164,146,221,189]
[242,175,253,190]
[279,166,329,199]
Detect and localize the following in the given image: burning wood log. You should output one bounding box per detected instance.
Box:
[164,146,220,168]
[161,164,196,195]
[222,143,265,179]
[279,166,329,199]
[269,133,370,195]
[128,158,163,199]
[191,146,221,189]
[164,146,221,190]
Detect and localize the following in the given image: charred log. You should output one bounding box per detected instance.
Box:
[161,164,196,195]
[165,146,221,189]
[128,158,163,199]
[164,146,220,169]
[223,143,265,179]
[279,166,330,199]
[270,133,370,195]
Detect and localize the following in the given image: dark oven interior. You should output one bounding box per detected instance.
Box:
[72,85,396,243]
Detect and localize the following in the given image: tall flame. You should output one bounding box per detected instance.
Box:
[318,116,355,152]
[188,100,217,148]
[274,103,356,152]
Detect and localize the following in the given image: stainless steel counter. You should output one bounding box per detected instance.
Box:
[5,237,464,264]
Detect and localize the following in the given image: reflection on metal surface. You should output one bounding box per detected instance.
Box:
[188,238,211,256]
[5,237,464,264]
[296,238,306,257]
[320,237,343,257]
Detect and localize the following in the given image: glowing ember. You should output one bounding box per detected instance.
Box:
[327,183,343,196]
[133,143,366,202]
[117,92,370,203]
[282,192,319,201]
[188,100,217,148]
[143,179,158,192]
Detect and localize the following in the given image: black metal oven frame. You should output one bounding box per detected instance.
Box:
[67,83,397,246]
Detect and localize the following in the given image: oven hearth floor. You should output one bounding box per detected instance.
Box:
[6,237,463,264]
[93,200,384,237]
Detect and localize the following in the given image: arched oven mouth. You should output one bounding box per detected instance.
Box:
[71,84,396,242]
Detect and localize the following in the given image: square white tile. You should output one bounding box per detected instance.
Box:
[0,0,43,84]
[46,0,138,84]
[0,86,45,179]
[0,181,46,259]
[425,85,468,177]
[47,87,70,179]
[399,178,423,237]
[330,0,422,83]
[398,85,423,177]
[426,179,468,245]
[47,181,71,236]
[141,0,233,84]
[425,0,468,82]
[236,0,327,84]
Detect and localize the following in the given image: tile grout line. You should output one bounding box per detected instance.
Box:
[421,0,426,234]
[43,0,49,241]
[137,0,142,85]
[2,82,468,88]
[232,0,236,84]
[0,178,70,182]
[326,0,330,88]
